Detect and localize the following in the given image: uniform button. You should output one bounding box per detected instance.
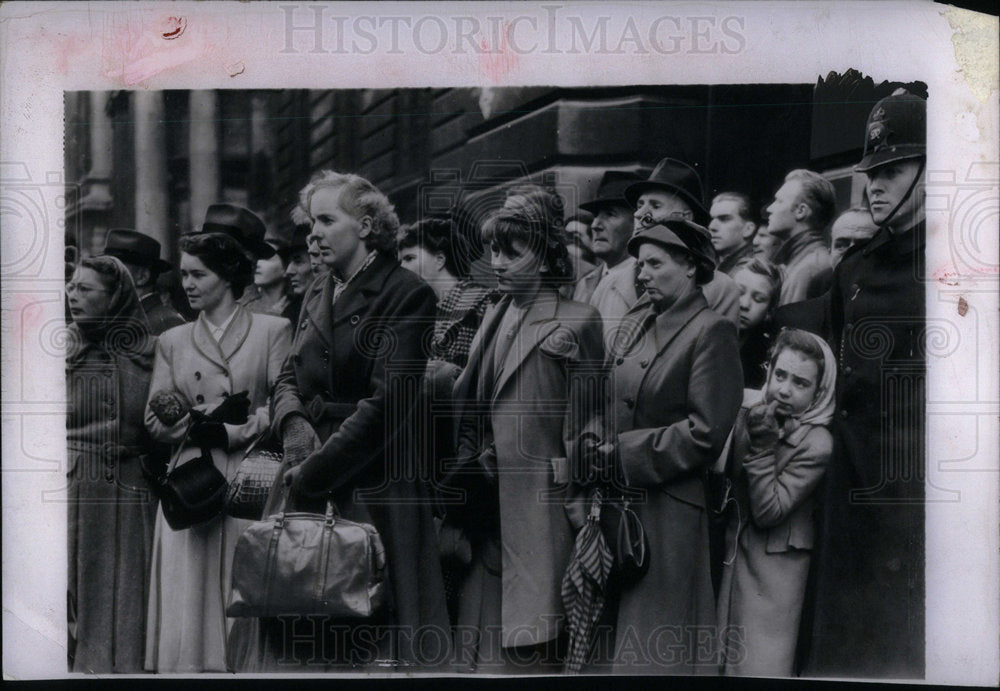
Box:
[322,349,329,360]
[616,357,624,366]
[845,323,853,333]
[350,315,360,325]
[843,365,852,375]
[840,409,849,419]
[196,394,205,404]
[624,397,635,409]
[195,371,201,380]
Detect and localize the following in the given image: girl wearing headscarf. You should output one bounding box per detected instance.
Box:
[66,255,157,673]
[717,328,836,676]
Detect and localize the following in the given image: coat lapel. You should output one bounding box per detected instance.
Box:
[217,306,252,361]
[650,289,709,357]
[331,254,393,328]
[191,312,229,370]
[303,273,334,349]
[454,294,507,406]
[492,291,560,401]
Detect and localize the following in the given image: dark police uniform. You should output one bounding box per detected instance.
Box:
[805,91,927,679]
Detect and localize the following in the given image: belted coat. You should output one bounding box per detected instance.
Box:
[270,253,451,666]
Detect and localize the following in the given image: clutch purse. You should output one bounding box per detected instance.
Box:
[226,501,387,619]
[225,436,283,520]
[600,492,650,585]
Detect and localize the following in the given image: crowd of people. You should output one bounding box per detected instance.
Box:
[66,90,926,677]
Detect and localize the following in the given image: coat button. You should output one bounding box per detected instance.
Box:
[615,357,624,366]
[196,394,205,404]
[322,349,329,361]
[843,365,853,375]
[195,371,201,380]
[840,409,849,419]
[350,315,360,325]
[221,369,228,377]
[640,360,649,368]
[624,397,635,409]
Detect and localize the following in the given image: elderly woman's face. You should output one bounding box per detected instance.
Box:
[67,267,113,321]
[309,186,367,275]
[635,242,695,310]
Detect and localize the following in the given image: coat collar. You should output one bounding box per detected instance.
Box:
[302,253,397,345]
[775,228,826,266]
[491,290,562,400]
[191,304,252,367]
[862,218,925,258]
[615,289,709,359]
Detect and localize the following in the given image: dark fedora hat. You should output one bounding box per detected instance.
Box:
[856,89,926,173]
[101,228,172,274]
[624,158,709,224]
[579,170,644,214]
[276,222,311,261]
[195,204,275,258]
[627,219,717,285]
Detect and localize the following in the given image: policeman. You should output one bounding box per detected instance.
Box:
[806,89,927,679]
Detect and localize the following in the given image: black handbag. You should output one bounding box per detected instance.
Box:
[155,447,228,531]
[226,500,386,619]
[225,435,283,520]
[600,491,650,585]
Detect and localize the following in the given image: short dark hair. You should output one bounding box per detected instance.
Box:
[178,232,255,298]
[397,217,473,278]
[769,327,826,383]
[712,191,757,225]
[481,207,574,286]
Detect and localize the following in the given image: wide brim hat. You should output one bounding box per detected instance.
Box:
[195,203,275,258]
[101,228,172,274]
[627,219,717,285]
[855,90,926,173]
[624,158,709,225]
[276,223,311,261]
[579,170,644,214]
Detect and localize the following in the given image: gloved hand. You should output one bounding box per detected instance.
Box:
[746,400,781,454]
[206,391,250,425]
[189,420,228,451]
[149,390,190,427]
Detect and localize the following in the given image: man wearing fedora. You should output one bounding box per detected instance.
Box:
[763,169,836,306]
[625,157,741,326]
[572,170,644,336]
[101,229,185,335]
[805,90,927,679]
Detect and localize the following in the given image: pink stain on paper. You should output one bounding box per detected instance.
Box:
[103,13,236,86]
[478,22,519,84]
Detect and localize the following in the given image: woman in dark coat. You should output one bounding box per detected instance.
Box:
[590,220,742,674]
[66,255,156,673]
[267,171,451,669]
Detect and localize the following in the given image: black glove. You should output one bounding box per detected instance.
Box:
[189,420,228,451]
[207,391,250,425]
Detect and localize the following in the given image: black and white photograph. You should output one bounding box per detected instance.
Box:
[2,1,998,683]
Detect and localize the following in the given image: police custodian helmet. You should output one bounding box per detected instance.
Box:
[856,88,926,173]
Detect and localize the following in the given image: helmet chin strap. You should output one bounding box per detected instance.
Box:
[875,157,926,228]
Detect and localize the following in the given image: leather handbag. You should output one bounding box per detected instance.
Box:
[154,446,228,531]
[225,435,282,520]
[600,491,651,585]
[226,501,387,619]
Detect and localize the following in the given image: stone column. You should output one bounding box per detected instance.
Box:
[133,90,169,249]
[189,90,220,229]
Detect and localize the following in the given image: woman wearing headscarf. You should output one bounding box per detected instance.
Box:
[67,255,157,673]
[143,204,292,673]
[446,201,605,673]
[717,328,835,676]
[266,171,450,669]
[587,219,742,674]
